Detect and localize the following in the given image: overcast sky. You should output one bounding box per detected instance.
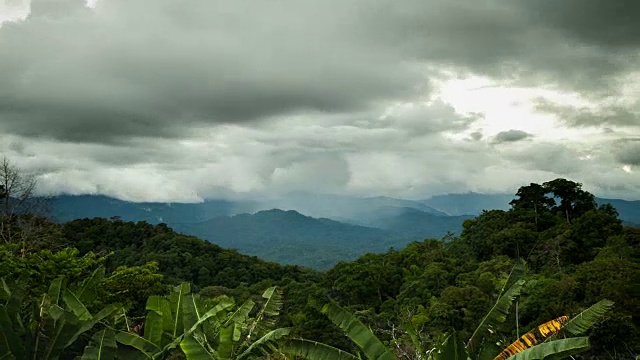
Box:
[1,0,639,202]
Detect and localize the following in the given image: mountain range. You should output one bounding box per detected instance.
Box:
[49,192,640,269]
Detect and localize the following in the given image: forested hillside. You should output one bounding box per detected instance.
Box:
[1,176,638,359]
[171,209,392,269]
[61,217,319,287]
[52,198,472,269]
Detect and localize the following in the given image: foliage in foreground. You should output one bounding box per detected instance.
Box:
[284,261,612,360]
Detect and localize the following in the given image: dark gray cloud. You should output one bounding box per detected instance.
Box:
[519,0,640,49]
[0,0,639,201]
[364,0,640,95]
[2,0,639,144]
[510,0,640,94]
[533,98,640,128]
[505,142,586,174]
[613,139,640,166]
[469,131,483,141]
[0,0,426,143]
[492,130,533,144]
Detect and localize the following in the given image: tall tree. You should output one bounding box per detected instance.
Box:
[0,157,37,219]
[0,157,56,251]
[509,183,555,229]
[542,179,596,224]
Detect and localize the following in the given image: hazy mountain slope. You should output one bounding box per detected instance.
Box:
[172,209,394,269]
[595,198,640,225]
[50,195,257,223]
[422,192,514,215]
[49,193,639,268]
[346,206,473,239]
[258,192,448,218]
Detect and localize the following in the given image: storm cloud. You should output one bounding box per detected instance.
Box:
[533,98,640,128]
[492,130,533,144]
[0,0,639,201]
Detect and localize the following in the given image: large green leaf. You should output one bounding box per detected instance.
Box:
[63,289,92,321]
[402,322,426,359]
[115,345,150,360]
[467,279,526,351]
[144,312,164,348]
[250,287,283,339]
[180,335,215,360]
[42,309,86,360]
[259,287,282,319]
[146,295,173,334]
[48,277,64,307]
[0,279,12,303]
[431,333,470,360]
[81,328,117,360]
[225,300,254,327]
[177,296,237,359]
[161,297,236,356]
[224,300,254,342]
[217,324,234,359]
[115,332,161,358]
[0,306,24,358]
[236,327,291,360]
[182,294,202,333]
[502,260,526,296]
[562,300,614,336]
[169,283,191,338]
[186,298,235,335]
[92,304,119,323]
[77,266,105,305]
[506,337,589,360]
[321,302,396,360]
[44,304,117,359]
[282,339,359,360]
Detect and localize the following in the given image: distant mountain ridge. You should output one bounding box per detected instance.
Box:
[166,207,472,268]
[50,195,257,224]
[49,192,640,268]
[342,205,472,239]
[172,209,394,269]
[422,192,514,215]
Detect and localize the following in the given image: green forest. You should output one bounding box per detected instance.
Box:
[1,171,638,359]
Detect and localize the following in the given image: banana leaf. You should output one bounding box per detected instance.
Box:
[282,339,359,360]
[81,328,117,360]
[321,302,396,360]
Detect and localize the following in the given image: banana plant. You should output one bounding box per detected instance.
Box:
[428,260,613,360]
[0,267,119,360]
[283,300,397,360]
[81,328,118,360]
[115,282,235,359]
[180,286,292,360]
[466,260,528,359]
[283,259,612,360]
[492,299,615,360]
[119,284,291,360]
[282,262,528,360]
